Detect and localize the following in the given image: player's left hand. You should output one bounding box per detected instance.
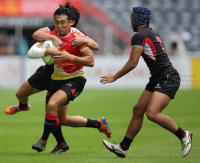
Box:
[44,47,59,56]
[54,51,71,62]
[100,74,116,84]
[54,51,76,62]
[72,37,86,48]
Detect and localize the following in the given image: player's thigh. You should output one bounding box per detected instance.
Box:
[16,80,41,97]
[134,90,152,116]
[146,91,171,117]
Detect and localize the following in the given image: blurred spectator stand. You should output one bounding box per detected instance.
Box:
[0,30,15,55]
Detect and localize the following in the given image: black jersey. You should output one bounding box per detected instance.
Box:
[131,26,174,80]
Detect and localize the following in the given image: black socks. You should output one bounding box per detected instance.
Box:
[19,102,28,109]
[41,114,65,146]
[41,116,56,141]
[120,136,133,151]
[174,127,186,140]
[86,119,101,128]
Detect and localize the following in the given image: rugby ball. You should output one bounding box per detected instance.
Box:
[42,40,55,65]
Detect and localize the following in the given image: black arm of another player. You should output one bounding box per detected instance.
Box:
[100,46,143,84]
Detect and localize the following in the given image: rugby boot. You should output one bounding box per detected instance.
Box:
[181,131,193,157]
[98,117,112,138]
[4,104,30,114]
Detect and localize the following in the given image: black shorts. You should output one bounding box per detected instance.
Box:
[28,65,53,90]
[145,69,180,99]
[46,77,87,105]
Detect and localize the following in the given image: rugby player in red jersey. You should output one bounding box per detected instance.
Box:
[5,2,111,153]
[31,4,111,153]
[100,6,192,158]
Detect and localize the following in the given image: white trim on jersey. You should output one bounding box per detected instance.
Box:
[80,47,89,52]
[132,45,143,48]
[143,43,156,60]
[57,27,72,38]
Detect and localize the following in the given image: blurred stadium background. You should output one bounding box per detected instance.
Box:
[0,0,199,89]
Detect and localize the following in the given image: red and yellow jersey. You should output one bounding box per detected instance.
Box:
[49,27,88,80]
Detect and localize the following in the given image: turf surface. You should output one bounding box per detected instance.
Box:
[0,89,200,163]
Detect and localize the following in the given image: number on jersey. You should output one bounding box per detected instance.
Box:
[156,36,166,53]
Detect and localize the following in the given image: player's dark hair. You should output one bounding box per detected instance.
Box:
[54,2,80,27]
[64,2,80,27]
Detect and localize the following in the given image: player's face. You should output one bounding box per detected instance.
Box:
[54,14,74,37]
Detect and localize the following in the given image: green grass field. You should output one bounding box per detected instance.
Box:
[0,89,200,163]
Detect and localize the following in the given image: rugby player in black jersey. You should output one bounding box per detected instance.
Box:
[100,6,192,158]
[5,2,111,153]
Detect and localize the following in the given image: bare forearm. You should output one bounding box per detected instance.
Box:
[72,55,94,67]
[32,31,54,41]
[114,61,136,80]
[85,38,99,51]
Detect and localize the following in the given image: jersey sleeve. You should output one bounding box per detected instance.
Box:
[72,28,89,52]
[79,45,89,52]
[131,32,145,48]
[78,34,89,52]
[45,24,55,32]
[80,30,88,37]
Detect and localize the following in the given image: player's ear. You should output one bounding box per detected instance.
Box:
[69,20,75,26]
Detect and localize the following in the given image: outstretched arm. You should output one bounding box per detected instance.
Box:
[100,46,143,84]
[72,37,99,51]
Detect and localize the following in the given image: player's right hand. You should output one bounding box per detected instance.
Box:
[100,74,116,84]
[52,35,63,50]
[72,37,86,48]
[44,47,59,56]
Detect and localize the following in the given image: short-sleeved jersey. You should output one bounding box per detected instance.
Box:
[43,24,88,78]
[49,27,88,80]
[131,26,174,79]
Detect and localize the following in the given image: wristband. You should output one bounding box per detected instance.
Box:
[70,55,76,61]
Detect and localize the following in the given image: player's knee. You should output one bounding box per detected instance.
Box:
[146,109,156,122]
[46,101,58,114]
[133,104,145,117]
